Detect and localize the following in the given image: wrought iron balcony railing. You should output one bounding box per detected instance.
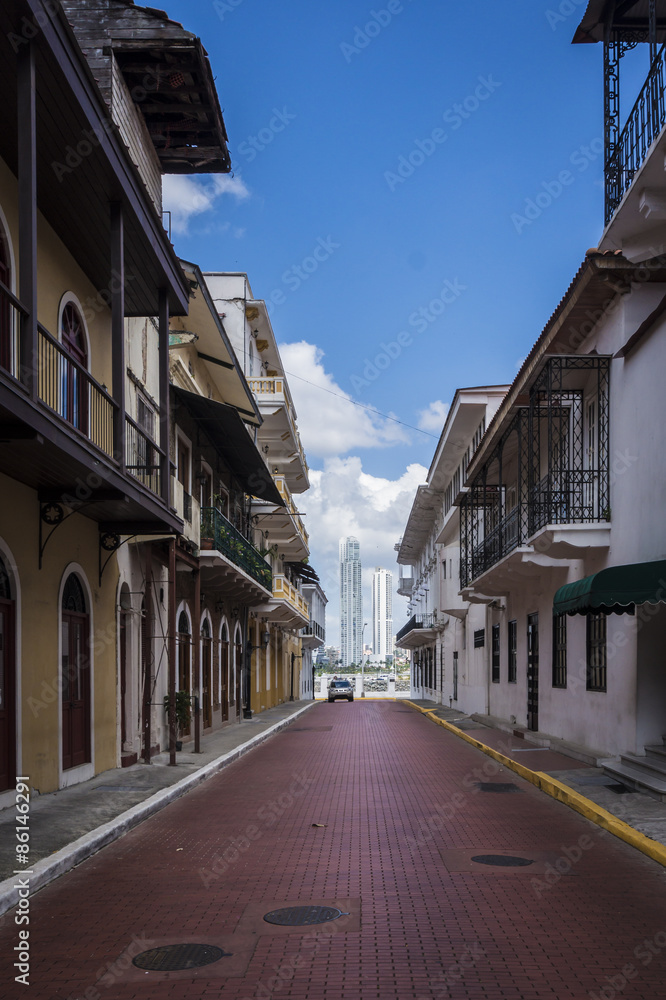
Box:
[395,613,436,645]
[200,506,272,592]
[125,415,163,496]
[529,470,607,535]
[606,43,666,225]
[301,620,325,640]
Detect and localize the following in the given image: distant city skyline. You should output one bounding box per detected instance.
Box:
[372,568,393,658]
[339,536,363,666]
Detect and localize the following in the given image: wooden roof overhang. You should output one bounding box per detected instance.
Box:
[113,38,230,175]
[59,0,230,175]
[465,251,666,484]
[0,0,190,317]
[573,1,666,44]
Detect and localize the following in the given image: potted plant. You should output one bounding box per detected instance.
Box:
[163,690,192,751]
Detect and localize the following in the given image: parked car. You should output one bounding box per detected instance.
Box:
[328,679,354,703]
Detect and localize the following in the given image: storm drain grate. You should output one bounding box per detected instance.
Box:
[475,782,521,793]
[263,905,343,926]
[132,944,230,971]
[471,854,534,868]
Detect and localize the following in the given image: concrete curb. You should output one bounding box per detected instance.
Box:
[404,700,666,869]
[0,702,316,918]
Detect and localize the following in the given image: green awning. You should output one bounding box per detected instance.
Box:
[553,560,666,616]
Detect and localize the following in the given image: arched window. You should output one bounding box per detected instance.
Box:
[61,573,90,770]
[178,610,190,635]
[0,552,16,790]
[61,302,88,432]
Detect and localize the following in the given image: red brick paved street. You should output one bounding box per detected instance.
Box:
[3,701,666,1000]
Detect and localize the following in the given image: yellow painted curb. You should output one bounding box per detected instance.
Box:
[403,701,666,868]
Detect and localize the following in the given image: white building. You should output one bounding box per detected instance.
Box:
[203,272,315,709]
[395,387,508,707]
[340,536,363,666]
[396,8,666,797]
[372,568,393,659]
[301,574,327,698]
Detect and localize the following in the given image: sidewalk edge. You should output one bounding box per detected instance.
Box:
[404,700,666,869]
[0,702,316,917]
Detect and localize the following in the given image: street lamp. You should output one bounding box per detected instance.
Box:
[361,621,368,699]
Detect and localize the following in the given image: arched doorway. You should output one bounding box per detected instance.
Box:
[61,302,88,432]
[201,616,212,729]
[177,610,191,737]
[61,574,90,770]
[0,553,16,791]
[220,622,229,722]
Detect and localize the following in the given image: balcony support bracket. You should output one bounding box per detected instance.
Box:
[98,531,138,586]
[39,500,97,570]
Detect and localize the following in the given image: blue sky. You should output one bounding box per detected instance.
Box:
[161,0,624,639]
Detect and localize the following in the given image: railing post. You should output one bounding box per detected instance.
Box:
[159,288,171,507]
[110,202,126,472]
[17,41,37,398]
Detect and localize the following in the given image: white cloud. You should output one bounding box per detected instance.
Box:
[417,399,449,432]
[303,457,427,646]
[278,341,410,458]
[162,174,249,235]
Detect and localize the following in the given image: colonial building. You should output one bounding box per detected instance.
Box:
[300,570,327,699]
[397,3,666,796]
[395,387,507,708]
[0,0,230,796]
[203,272,315,711]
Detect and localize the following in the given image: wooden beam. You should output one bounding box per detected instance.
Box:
[111,202,126,473]
[159,288,171,508]
[17,41,37,399]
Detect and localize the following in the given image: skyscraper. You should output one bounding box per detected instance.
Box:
[339,537,363,667]
[372,568,393,658]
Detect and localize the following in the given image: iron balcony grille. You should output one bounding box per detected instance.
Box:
[200,506,272,592]
[606,43,666,225]
[395,613,435,644]
[302,621,325,640]
[460,357,610,589]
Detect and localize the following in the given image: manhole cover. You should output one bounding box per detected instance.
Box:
[263,905,343,926]
[476,782,521,793]
[471,854,534,868]
[132,944,229,971]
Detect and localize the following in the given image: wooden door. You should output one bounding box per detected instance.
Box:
[235,637,242,719]
[220,638,229,722]
[61,611,90,770]
[527,613,539,732]
[0,597,15,791]
[202,634,212,728]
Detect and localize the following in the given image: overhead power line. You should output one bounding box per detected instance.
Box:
[276,367,439,439]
